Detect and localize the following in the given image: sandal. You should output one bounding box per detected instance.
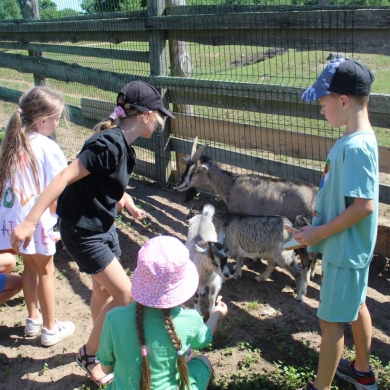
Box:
[76,345,113,386]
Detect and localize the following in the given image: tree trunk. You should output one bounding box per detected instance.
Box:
[19,0,47,87]
[167,0,194,115]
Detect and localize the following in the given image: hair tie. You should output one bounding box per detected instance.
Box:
[17,108,23,114]
[141,347,148,357]
[109,106,126,120]
[177,349,184,356]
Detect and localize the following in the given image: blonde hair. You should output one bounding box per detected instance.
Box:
[135,303,190,390]
[0,86,68,199]
[93,109,164,133]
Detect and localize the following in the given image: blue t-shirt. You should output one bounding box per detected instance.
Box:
[308,130,379,269]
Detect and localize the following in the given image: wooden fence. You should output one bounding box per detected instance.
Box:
[0,2,389,209]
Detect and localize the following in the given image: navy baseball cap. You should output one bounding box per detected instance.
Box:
[302,58,375,102]
[117,80,175,118]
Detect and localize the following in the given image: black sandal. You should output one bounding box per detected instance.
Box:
[76,345,113,386]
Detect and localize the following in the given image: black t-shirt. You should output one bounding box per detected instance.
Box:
[57,127,136,232]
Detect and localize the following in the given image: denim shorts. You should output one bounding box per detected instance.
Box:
[59,218,121,275]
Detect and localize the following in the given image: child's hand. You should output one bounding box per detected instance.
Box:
[10,220,36,252]
[213,301,228,317]
[129,207,147,221]
[294,225,321,247]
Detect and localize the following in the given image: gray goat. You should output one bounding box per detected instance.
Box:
[176,137,317,222]
[186,204,230,316]
[213,209,307,301]
[176,137,318,278]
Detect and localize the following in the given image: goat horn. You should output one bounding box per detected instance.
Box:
[191,144,208,163]
[190,136,198,160]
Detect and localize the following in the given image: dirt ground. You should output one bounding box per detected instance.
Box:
[1,177,390,389]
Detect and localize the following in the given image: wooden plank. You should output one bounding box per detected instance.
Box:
[2,55,387,122]
[170,137,390,204]
[151,9,390,30]
[171,113,390,174]
[0,31,148,44]
[0,42,150,63]
[1,55,387,127]
[167,28,390,56]
[0,17,146,33]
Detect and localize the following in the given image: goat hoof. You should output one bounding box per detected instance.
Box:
[255,275,265,282]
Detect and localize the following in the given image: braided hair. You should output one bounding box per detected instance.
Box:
[135,303,190,390]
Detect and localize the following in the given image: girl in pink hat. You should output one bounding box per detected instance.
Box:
[97,235,228,390]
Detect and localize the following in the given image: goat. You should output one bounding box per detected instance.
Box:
[213,209,307,301]
[186,204,230,316]
[176,137,317,222]
[175,137,318,279]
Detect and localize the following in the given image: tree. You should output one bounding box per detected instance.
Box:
[38,0,57,19]
[0,0,22,20]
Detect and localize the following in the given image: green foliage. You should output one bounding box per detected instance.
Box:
[0,0,21,20]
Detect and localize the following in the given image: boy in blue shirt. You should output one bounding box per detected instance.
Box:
[295,58,378,390]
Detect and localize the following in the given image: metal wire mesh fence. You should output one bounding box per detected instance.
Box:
[0,0,389,218]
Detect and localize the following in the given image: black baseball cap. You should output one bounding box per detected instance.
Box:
[117,80,175,118]
[302,58,375,101]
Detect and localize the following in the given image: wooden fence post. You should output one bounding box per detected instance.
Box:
[147,0,172,186]
[19,0,47,87]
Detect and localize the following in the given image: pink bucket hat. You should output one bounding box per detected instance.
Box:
[131,236,199,308]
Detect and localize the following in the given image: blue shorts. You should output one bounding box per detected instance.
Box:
[0,273,6,293]
[317,258,369,323]
[188,357,211,390]
[59,218,121,275]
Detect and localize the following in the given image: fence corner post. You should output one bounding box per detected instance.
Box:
[147,0,172,186]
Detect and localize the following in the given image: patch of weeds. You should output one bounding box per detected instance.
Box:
[273,361,316,389]
[247,300,260,310]
[57,270,68,280]
[259,329,272,342]
[115,215,127,229]
[3,364,11,380]
[13,255,24,273]
[56,355,63,366]
[39,362,49,376]
[224,347,234,356]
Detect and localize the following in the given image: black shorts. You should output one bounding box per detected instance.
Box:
[59,218,121,274]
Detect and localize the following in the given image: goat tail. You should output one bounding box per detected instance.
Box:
[202,204,215,218]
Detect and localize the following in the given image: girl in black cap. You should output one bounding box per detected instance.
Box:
[10,80,175,386]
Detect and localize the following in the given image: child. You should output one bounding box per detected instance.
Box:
[10,80,175,386]
[295,58,378,390]
[0,252,22,305]
[97,235,228,390]
[0,86,75,345]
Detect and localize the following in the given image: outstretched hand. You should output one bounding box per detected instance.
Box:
[10,220,36,252]
[213,301,228,317]
[293,225,321,247]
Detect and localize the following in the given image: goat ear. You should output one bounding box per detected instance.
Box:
[195,243,209,255]
[190,136,198,160]
[191,144,208,163]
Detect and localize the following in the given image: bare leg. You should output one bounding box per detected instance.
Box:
[0,252,17,273]
[22,254,56,330]
[352,302,372,373]
[78,258,132,382]
[21,255,41,321]
[313,320,344,390]
[0,274,23,305]
[90,278,112,324]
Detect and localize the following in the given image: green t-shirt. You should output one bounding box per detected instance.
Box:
[97,301,212,389]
